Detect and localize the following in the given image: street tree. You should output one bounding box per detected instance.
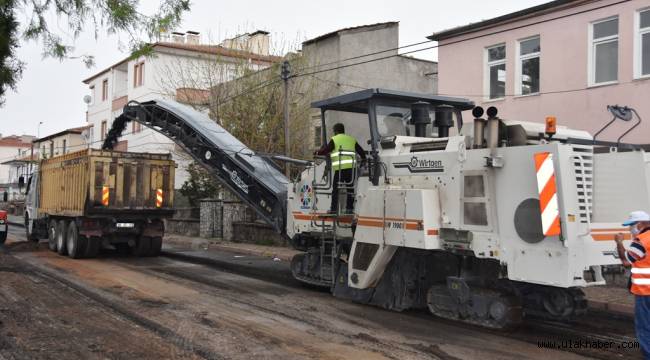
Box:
[159,35,329,188]
[0,0,190,105]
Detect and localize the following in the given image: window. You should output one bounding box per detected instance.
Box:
[42,146,46,158]
[101,79,108,101]
[486,44,506,99]
[636,9,650,78]
[101,120,107,141]
[517,37,540,95]
[133,61,145,87]
[590,17,618,85]
[49,142,54,157]
[62,139,66,154]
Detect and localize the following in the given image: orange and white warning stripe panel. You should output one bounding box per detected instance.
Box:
[534,152,561,237]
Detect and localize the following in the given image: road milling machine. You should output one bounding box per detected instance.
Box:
[103,89,650,329]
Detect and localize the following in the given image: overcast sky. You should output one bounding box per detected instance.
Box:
[0,0,548,138]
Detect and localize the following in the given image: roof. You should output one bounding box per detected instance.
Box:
[1,153,38,165]
[83,42,282,84]
[303,22,399,46]
[311,88,474,113]
[0,136,32,148]
[427,0,583,41]
[34,125,91,143]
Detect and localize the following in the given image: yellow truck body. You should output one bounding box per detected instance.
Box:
[26,149,176,258]
[38,149,175,216]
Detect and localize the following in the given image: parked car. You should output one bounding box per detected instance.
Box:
[0,210,7,244]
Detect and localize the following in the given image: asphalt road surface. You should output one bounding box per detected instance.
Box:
[0,227,608,360]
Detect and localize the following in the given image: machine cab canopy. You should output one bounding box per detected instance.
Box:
[311,88,475,150]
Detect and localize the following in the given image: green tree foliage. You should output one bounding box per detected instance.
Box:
[0,0,22,106]
[179,162,221,207]
[0,0,190,105]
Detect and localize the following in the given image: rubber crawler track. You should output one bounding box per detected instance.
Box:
[159,250,642,360]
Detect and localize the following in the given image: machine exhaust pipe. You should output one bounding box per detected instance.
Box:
[472,106,486,149]
[486,106,499,151]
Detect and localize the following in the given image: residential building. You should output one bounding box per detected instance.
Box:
[177,22,438,157]
[0,135,35,202]
[33,125,91,159]
[82,31,281,188]
[1,152,37,202]
[301,22,438,151]
[428,0,650,143]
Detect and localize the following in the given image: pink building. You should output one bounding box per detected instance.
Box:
[429,0,650,143]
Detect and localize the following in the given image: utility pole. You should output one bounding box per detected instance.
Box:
[281,60,291,177]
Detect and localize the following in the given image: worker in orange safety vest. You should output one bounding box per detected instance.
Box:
[616,211,650,359]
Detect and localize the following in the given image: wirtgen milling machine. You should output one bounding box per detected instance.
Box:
[104,89,649,329]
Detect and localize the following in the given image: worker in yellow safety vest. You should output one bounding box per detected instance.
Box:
[615,211,650,359]
[315,123,366,214]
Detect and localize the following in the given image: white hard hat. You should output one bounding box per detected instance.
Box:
[622,211,650,226]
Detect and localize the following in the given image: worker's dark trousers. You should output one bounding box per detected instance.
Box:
[330,169,354,214]
[636,295,650,359]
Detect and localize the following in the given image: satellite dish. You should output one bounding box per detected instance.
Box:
[83,95,92,104]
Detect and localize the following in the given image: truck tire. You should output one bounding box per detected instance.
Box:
[84,236,101,258]
[56,220,68,255]
[131,236,151,257]
[66,222,87,259]
[148,236,162,257]
[48,219,58,252]
[25,215,39,242]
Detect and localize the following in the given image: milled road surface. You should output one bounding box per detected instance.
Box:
[0,227,597,359]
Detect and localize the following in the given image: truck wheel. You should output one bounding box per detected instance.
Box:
[56,220,68,255]
[132,236,151,257]
[48,219,57,251]
[84,236,101,258]
[148,236,162,257]
[25,215,38,242]
[66,222,87,259]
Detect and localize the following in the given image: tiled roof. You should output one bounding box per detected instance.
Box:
[34,125,91,143]
[83,42,282,84]
[0,136,32,148]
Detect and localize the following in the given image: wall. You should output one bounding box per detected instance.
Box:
[437,0,650,143]
[301,23,438,152]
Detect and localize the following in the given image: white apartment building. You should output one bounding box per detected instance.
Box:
[82,31,280,187]
[0,135,35,201]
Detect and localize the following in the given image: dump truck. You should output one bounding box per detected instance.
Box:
[24,148,175,258]
[103,92,648,329]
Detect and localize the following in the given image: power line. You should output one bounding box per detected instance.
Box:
[290,0,634,80]
[292,39,434,73]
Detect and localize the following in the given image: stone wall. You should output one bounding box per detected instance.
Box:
[165,206,200,236]
[200,199,254,241]
[232,222,287,246]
